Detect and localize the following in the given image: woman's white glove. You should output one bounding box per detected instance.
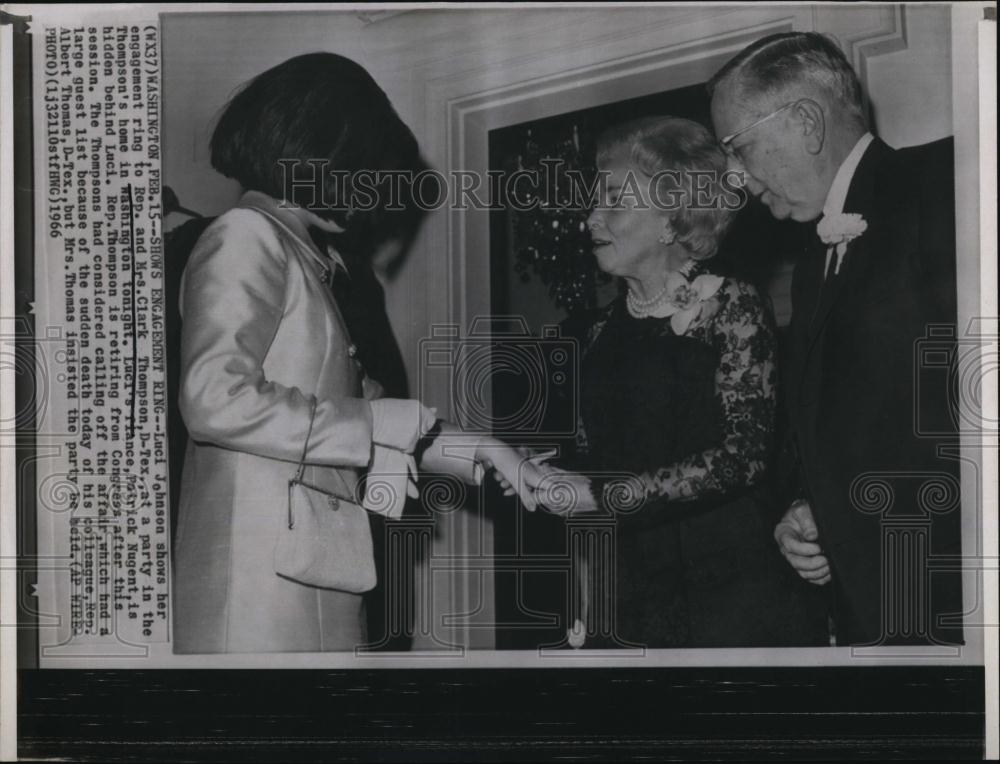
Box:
[369,399,438,452]
[363,447,420,519]
[417,422,486,487]
[364,399,437,519]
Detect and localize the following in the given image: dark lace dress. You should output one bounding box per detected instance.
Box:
[561,266,827,648]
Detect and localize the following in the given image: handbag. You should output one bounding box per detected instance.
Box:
[273,396,377,593]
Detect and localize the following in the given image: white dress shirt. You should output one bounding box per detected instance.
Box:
[820,131,874,276]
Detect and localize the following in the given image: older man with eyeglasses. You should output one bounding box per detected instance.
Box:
[709,32,962,647]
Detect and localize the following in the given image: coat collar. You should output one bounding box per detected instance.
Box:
[236,190,359,358]
[237,190,348,274]
[822,132,875,219]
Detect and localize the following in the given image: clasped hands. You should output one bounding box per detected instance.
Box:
[477,444,600,514]
[411,419,591,512]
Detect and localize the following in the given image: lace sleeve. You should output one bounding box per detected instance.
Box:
[639,279,777,502]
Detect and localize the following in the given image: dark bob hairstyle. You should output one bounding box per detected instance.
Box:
[210,52,424,254]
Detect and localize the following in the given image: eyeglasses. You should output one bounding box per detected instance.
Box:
[719,100,799,159]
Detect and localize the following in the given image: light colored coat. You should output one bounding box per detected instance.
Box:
[172,191,379,653]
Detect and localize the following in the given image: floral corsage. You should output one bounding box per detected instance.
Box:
[627,271,724,335]
[817,212,868,273]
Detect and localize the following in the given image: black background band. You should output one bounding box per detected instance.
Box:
[18,666,984,760]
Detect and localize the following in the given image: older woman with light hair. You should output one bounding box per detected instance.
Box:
[534,116,826,648]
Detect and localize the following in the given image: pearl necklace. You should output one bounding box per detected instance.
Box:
[625,282,670,317]
[625,258,696,319]
[625,285,667,318]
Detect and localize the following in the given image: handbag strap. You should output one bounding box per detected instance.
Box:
[294,396,318,482]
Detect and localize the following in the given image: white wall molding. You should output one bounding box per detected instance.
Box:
[841,4,909,91]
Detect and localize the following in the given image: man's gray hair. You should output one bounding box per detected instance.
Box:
[708,32,867,130]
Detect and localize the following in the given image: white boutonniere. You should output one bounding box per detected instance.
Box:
[646,272,725,335]
[816,212,868,274]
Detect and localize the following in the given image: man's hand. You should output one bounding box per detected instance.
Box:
[774,499,831,585]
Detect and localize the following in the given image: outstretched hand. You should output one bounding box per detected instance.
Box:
[490,456,602,516]
[477,442,552,512]
[488,448,550,502]
[533,467,600,515]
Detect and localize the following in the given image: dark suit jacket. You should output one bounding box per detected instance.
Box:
[785,136,962,645]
